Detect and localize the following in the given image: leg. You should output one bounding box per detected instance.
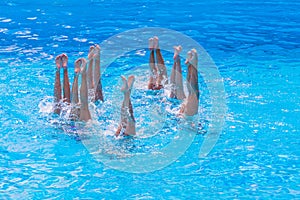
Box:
[187,65,199,99]
[61,54,71,103]
[148,38,158,90]
[79,58,92,122]
[125,75,136,135]
[87,46,95,90]
[94,79,104,102]
[71,60,80,105]
[175,56,186,100]
[186,49,199,99]
[116,76,129,136]
[170,45,185,100]
[127,75,135,123]
[93,44,104,102]
[70,59,81,120]
[116,75,136,136]
[170,58,176,98]
[53,55,62,114]
[154,36,168,89]
[180,49,199,116]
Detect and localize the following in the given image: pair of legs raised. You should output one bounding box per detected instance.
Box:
[115,47,198,136]
[170,47,199,116]
[87,44,104,102]
[148,36,168,90]
[115,37,169,136]
[77,58,92,121]
[53,53,135,134]
[54,54,70,114]
[53,54,91,121]
[147,37,199,116]
[116,75,136,136]
[170,45,186,100]
[179,49,199,116]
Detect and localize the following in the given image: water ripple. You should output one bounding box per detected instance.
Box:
[0,0,299,199]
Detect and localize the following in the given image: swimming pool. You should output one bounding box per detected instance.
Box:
[0,0,299,199]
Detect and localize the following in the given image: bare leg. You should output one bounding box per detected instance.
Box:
[70,59,81,120]
[54,55,62,114]
[127,75,135,123]
[148,38,158,90]
[116,75,136,136]
[87,46,95,90]
[61,54,71,103]
[71,60,80,104]
[180,49,199,116]
[186,49,199,99]
[154,36,168,89]
[170,60,176,98]
[170,46,185,100]
[93,44,104,102]
[79,58,92,122]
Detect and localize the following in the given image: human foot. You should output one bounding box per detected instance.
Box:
[127,75,135,92]
[185,49,198,67]
[149,37,154,51]
[74,58,82,74]
[173,45,182,60]
[55,55,62,70]
[78,58,87,74]
[94,44,100,59]
[185,50,193,65]
[120,75,128,93]
[88,46,95,60]
[153,36,159,49]
[61,53,68,69]
[120,75,135,93]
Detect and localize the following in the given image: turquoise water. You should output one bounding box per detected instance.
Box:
[1,0,299,199]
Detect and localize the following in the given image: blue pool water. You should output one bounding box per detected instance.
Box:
[1,0,300,199]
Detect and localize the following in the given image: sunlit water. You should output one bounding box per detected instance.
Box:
[0,0,299,199]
